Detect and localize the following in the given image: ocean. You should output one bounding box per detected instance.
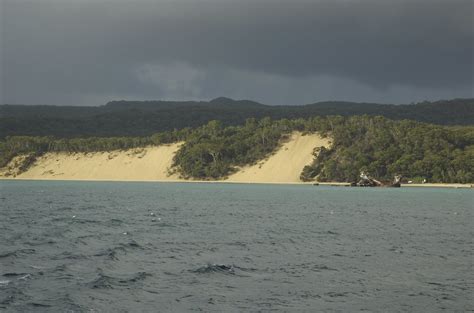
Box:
[0,180,472,312]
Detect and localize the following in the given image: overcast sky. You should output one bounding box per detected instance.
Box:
[1,0,473,106]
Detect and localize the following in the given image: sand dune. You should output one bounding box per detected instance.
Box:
[7,143,183,181]
[1,132,330,183]
[226,133,330,183]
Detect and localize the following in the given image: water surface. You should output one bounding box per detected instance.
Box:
[0,180,472,312]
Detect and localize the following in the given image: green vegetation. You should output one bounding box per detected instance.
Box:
[172,118,297,179]
[1,115,473,183]
[300,116,474,184]
[1,98,473,138]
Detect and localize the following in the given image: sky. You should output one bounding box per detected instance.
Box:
[1,0,473,106]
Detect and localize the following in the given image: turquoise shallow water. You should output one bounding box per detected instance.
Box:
[0,180,473,312]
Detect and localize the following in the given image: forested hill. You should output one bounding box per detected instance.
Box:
[1,98,473,138]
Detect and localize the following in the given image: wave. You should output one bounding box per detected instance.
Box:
[191,264,257,276]
[105,218,124,226]
[93,240,144,260]
[51,251,88,260]
[3,272,29,278]
[0,249,36,259]
[27,302,52,308]
[70,218,102,224]
[87,271,151,289]
[94,248,120,260]
[192,263,236,275]
[311,264,338,272]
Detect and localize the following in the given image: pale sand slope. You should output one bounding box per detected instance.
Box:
[1,132,330,183]
[10,143,183,181]
[226,132,330,183]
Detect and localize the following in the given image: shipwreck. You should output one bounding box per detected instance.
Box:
[351,171,401,188]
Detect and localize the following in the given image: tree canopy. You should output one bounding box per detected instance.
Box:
[1,98,473,138]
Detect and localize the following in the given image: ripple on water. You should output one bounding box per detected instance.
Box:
[0,249,36,259]
[191,264,258,277]
[87,271,151,289]
[93,240,144,260]
[19,294,85,313]
[2,273,29,278]
[191,264,236,275]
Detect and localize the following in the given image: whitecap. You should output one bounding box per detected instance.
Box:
[18,274,32,280]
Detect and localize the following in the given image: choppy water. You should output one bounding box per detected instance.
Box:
[0,180,472,312]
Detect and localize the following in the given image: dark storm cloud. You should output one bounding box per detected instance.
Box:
[1,0,473,105]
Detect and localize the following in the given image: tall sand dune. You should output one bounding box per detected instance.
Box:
[8,143,183,181]
[226,133,330,183]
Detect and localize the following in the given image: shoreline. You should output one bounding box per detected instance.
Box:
[1,132,471,189]
[0,177,472,189]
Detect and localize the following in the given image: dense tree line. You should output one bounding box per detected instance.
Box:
[300,116,474,184]
[1,116,473,183]
[1,98,473,138]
